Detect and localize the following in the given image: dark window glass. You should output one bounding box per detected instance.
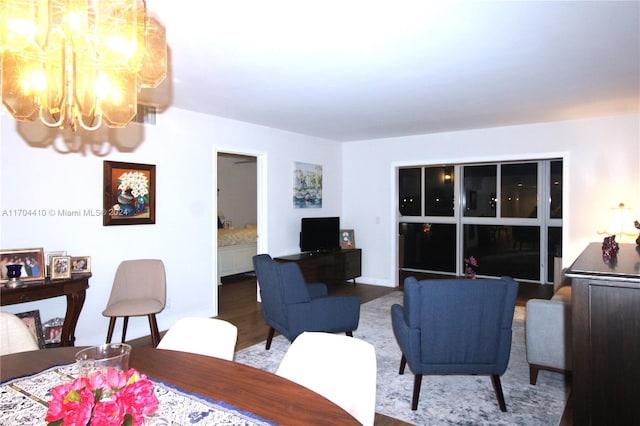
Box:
[463,224,540,281]
[550,161,563,219]
[424,166,454,216]
[501,163,538,218]
[463,165,496,217]
[399,168,421,216]
[547,226,562,283]
[399,223,456,272]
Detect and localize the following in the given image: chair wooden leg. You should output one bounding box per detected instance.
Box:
[148,314,160,348]
[529,365,539,385]
[121,317,129,343]
[411,374,422,410]
[265,327,275,350]
[106,317,117,343]
[399,355,407,375]
[490,374,507,412]
[346,331,353,337]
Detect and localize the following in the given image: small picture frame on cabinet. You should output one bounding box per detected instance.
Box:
[71,256,91,273]
[340,229,356,249]
[50,256,72,280]
[45,251,67,277]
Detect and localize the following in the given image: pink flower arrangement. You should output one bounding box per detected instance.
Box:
[464,256,478,279]
[46,368,159,426]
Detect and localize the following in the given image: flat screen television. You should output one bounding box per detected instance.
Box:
[300,217,340,253]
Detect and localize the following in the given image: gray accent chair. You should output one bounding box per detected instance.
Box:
[525,285,572,385]
[103,259,166,347]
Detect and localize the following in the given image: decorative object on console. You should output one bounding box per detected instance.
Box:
[5,264,22,287]
[104,161,156,226]
[601,235,619,261]
[293,162,323,208]
[0,248,45,284]
[635,220,640,245]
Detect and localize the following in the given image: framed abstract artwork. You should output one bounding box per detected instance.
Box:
[293,162,323,208]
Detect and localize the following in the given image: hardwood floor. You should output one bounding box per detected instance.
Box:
[129,274,554,426]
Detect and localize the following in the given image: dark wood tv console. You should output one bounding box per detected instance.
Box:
[274,249,361,286]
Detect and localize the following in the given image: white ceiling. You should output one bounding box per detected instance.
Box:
[148,0,640,141]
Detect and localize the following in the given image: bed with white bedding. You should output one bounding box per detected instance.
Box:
[217,225,257,284]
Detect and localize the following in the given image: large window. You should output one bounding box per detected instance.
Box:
[398,160,563,283]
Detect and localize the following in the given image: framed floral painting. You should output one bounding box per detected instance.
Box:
[103,161,156,226]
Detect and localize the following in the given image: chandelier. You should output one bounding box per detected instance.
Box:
[0,0,166,131]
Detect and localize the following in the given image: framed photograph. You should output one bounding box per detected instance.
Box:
[45,250,67,277]
[71,256,92,273]
[0,248,45,283]
[50,256,72,280]
[16,310,46,349]
[103,161,156,226]
[340,229,356,249]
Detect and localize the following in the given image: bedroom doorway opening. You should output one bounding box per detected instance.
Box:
[216,152,258,285]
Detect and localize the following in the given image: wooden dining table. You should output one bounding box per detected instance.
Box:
[1,346,360,425]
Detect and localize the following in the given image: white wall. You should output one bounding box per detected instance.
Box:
[342,114,640,286]
[0,107,342,345]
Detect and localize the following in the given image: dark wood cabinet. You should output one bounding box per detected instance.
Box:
[274,249,362,285]
[565,243,640,425]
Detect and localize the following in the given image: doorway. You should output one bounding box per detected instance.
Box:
[214,148,266,314]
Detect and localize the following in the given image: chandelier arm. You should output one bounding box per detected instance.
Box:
[39,108,66,128]
[78,114,103,131]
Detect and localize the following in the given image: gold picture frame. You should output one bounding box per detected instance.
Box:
[71,256,92,273]
[340,229,356,249]
[50,256,72,280]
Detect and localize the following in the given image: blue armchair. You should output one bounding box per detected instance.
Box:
[252,254,361,350]
[391,276,519,411]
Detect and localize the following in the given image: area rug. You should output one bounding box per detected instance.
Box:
[235,291,570,426]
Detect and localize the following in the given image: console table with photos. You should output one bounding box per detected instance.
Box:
[275,249,362,285]
[1,273,90,346]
